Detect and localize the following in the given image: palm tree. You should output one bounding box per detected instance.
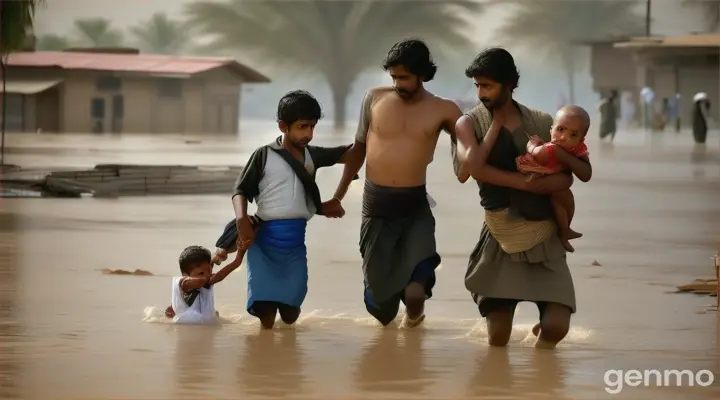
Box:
[496,0,644,104]
[1,0,43,165]
[36,34,70,51]
[71,17,124,48]
[684,0,720,31]
[130,12,191,55]
[186,0,482,129]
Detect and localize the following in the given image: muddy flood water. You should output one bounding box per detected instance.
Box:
[1,121,719,399]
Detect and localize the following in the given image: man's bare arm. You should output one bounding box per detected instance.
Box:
[333,141,365,201]
[441,99,464,138]
[232,194,249,220]
[455,116,572,194]
[333,90,372,201]
[455,116,524,188]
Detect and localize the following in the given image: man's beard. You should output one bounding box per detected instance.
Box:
[480,91,509,110]
[396,88,414,99]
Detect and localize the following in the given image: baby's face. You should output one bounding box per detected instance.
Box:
[187,262,212,279]
[550,114,587,149]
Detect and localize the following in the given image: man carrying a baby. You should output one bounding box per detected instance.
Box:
[452,48,592,349]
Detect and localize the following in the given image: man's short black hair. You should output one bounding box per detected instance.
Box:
[178,245,211,274]
[382,38,437,82]
[277,90,323,126]
[464,47,520,90]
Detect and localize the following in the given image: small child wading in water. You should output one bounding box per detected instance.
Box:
[165,244,247,323]
[515,105,591,253]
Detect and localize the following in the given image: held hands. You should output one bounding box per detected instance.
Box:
[236,216,255,251]
[321,197,345,218]
[211,248,229,266]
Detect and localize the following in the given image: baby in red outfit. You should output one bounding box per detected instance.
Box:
[516,105,591,252]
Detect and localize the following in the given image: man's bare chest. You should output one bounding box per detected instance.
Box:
[371,106,443,140]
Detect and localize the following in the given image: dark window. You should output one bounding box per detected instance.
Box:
[156,78,183,98]
[112,95,124,118]
[2,94,24,132]
[91,98,105,119]
[96,76,122,92]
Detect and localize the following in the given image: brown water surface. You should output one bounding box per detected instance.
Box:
[1,122,719,399]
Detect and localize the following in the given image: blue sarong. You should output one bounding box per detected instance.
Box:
[246,218,308,313]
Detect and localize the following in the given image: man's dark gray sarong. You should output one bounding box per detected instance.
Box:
[360,180,440,325]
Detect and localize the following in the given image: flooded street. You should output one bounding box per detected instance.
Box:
[1,121,719,399]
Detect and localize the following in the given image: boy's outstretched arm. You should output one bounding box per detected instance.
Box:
[208,248,246,285]
[179,247,247,293]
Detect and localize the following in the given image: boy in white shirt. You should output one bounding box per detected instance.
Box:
[165,244,245,323]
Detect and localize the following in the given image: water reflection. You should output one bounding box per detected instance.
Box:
[173,325,220,398]
[524,350,566,397]
[238,329,305,397]
[0,212,20,399]
[466,347,566,398]
[354,328,429,395]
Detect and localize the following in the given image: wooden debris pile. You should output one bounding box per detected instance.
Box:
[675,253,719,312]
[101,268,154,276]
[1,164,243,198]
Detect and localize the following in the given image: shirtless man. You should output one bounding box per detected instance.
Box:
[329,39,463,327]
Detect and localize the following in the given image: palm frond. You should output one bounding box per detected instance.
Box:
[184,0,484,126]
[130,12,191,54]
[36,34,70,51]
[684,0,720,31]
[185,0,483,76]
[72,18,124,47]
[1,0,44,54]
[496,0,644,58]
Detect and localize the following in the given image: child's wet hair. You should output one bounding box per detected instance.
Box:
[178,245,212,274]
[276,90,323,126]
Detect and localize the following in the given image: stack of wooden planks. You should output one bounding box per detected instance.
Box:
[675,253,719,312]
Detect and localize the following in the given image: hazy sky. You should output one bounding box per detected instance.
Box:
[33,0,705,119]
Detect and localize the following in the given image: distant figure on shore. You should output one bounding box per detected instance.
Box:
[598,90,618,141]
[669,93,681,133]
[331,39,463,328]
[692,92,711,144]
[640,86,654,130]
[620,91,635,128]
[454,48,590,349]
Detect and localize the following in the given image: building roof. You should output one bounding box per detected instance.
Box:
[614,33,720,49]
[6,51,271,83]
[572,35,637,46]
[0,79,63,94]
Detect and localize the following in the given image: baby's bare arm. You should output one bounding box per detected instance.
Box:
[529,143,552,166]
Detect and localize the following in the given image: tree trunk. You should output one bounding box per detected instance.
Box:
[330,80,350,132]
[562,50,576,105]
[566,68,575,105]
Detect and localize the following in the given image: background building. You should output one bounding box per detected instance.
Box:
[2,49,270,134]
